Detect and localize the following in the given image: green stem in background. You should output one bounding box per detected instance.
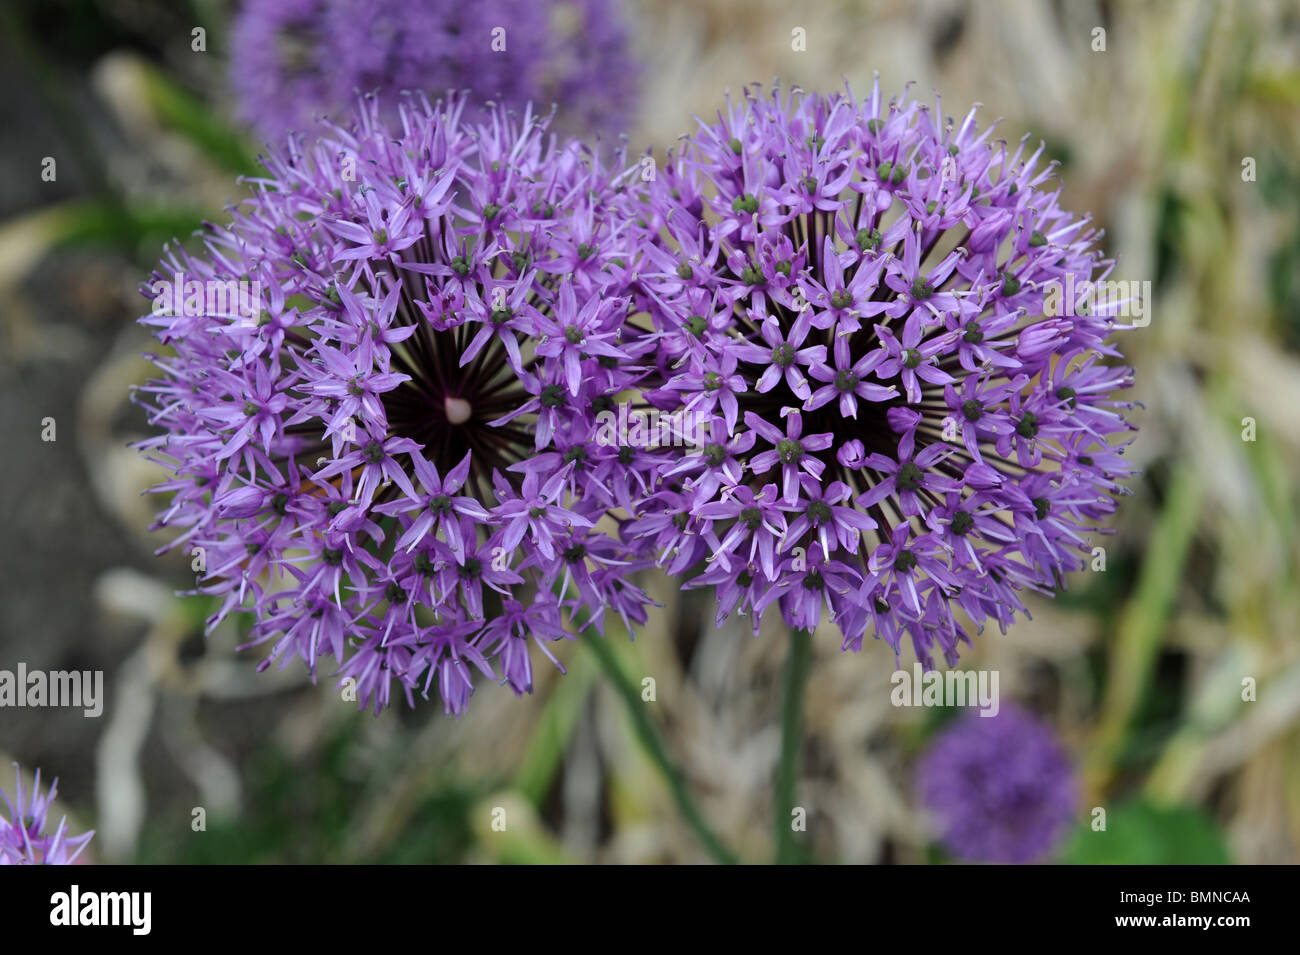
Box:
[578,628,741,865]
[774,627,813,864]
[513,649,598,807]
[1084,463,1201,797]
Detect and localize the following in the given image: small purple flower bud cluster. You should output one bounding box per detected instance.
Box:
[917,706,1077,863]
[625,81,1138,666]
[137,95,655,716]
[230,0,639,143]
[1,766,93,865]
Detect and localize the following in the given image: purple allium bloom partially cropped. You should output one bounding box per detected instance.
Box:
[229,0,639,143]
[917,706,1076,863]
[136,95,654,717]
[624,81,1138,666]
[1,766,93,865]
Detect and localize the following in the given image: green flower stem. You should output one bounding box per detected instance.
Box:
[1084,463,1200,797]
[774,627,814,864]
[579,628,740,865]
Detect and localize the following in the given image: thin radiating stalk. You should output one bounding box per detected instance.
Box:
[774,628,814,864]
[579,629,741,865]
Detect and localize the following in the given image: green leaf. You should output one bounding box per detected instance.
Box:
[135,61,261,176]
[0,200,208,283]
[513,650,597,806]
[1062,800,1232,865]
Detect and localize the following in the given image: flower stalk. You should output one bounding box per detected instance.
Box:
[774,627,813,864]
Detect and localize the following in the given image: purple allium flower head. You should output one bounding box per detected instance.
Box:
[624,81,1138,665]
[229,0,639,143]
[136,95,655,717]
[1,766,93,865]
[917,706,1076,863]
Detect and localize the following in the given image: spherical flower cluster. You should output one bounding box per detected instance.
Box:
[230,0,639,143]
[624,81,1137,666]
[137,95,655,716]
[1,766,93,865]
[917,706,1076,863]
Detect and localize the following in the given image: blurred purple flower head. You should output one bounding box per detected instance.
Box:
[230,0,639,143]
[625,81,1137,666]
[136,95,655,717]
[917,706,1076,863]
[0,766,93,865]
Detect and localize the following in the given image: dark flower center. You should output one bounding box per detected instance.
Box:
[376,268,547,496]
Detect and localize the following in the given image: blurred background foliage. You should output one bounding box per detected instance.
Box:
[1,0,1299,863]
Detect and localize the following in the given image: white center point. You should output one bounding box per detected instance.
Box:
[444,396,473,425]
